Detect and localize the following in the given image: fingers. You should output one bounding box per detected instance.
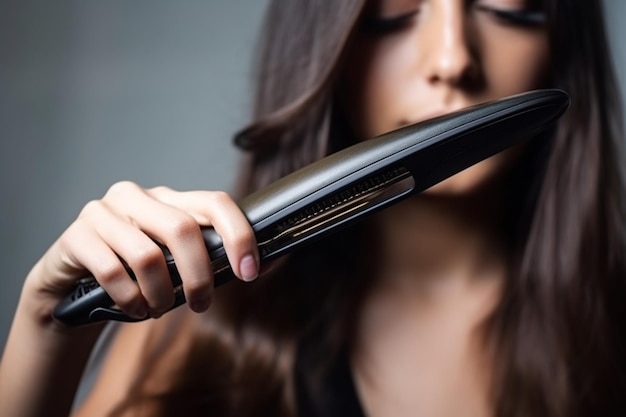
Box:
[59,217,149,320]
[102,183,214,314]
[146,187,260,281]
[65,181,259,318]
[80,200,174,317]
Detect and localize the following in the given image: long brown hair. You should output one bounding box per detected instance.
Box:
[114,2,368,416]
[118,1,626,416]
[491,1,626,415]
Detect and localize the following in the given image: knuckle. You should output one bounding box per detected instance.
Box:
[228,228,256,250]
[78,199,105,219]
[94,261,128,286]
[208,190,232,205]
[105,180,139,198]
[149,185,173,196]
[114,288,143,312]
[126,243,164,273]
[165,214,198,239]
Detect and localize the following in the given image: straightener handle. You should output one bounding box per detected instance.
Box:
[52,227,232,326]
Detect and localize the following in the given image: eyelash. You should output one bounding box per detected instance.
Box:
[360,11,419,35]
[478,6,546,27]
[360,4,545,35]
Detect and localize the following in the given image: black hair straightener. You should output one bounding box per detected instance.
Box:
[53,89,570,326]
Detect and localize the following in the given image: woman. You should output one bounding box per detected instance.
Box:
[1,0,625,416]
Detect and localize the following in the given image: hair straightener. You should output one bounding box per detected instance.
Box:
[53,89,570,326]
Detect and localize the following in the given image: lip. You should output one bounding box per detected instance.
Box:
[407,107,463,125]
[420,109,451,122]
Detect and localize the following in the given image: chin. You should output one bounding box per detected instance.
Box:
[423,151,516,197]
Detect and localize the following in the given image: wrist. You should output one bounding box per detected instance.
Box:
[19,259,103,337]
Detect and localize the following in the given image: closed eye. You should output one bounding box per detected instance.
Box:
[476,5,545,27]
[360,10,419,35]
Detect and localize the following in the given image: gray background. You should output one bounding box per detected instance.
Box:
[0,1,624,349]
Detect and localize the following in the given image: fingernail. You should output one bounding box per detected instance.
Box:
[190,294,211,313]
[240,254,258,282]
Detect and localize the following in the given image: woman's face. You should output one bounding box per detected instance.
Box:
[341,0,550,195]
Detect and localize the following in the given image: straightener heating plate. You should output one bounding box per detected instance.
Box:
[255,165,414,258]
[53,89,570,325]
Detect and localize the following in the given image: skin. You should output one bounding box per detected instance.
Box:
[0,185,262,417]
[342,0,549,195]
[341,0,550,416]
[0,0,549,416]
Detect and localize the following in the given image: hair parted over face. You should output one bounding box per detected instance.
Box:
[339,0,550,195]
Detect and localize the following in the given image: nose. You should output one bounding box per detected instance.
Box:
[420,1,478,86]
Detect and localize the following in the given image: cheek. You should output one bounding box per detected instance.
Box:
[341,30,550,140]
[479,28,551,95]
[341,37,416,139]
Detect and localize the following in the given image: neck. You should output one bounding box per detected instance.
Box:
[353,188,508,417]
[370,186,509,293]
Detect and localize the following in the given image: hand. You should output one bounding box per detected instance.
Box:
[25,181,259,324]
